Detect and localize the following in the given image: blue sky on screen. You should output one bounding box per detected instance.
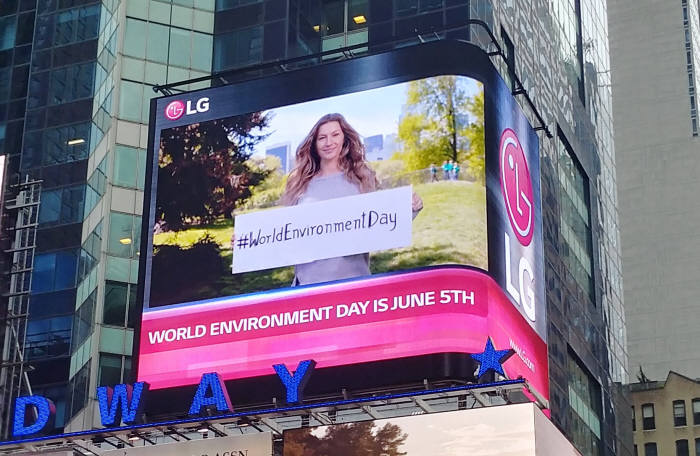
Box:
[252,76,481,158]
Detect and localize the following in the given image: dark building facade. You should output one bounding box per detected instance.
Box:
[0,1,629,455]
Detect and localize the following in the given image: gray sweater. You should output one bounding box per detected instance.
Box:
[294,172,370,285]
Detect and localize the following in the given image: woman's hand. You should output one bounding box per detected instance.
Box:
[412,192,423,212]
[230,232,236,251]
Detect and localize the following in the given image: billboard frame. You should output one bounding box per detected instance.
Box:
[137,39,546,415]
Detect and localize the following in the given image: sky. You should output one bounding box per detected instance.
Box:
[251,76,482,158]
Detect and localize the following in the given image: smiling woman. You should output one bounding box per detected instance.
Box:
[280,113,381,285]
[281,113,376,206]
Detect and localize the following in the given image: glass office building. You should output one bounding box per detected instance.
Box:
[0,1,629,455]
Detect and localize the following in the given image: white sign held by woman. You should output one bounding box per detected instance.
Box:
[232,186,413,273]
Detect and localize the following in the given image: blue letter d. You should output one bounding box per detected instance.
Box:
[12,396,55,437]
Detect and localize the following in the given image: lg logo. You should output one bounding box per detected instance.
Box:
[164,97,210,121]
[499,128,533,246]
[499,128,536,323]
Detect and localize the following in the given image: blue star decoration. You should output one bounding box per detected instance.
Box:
[471,338,515,379]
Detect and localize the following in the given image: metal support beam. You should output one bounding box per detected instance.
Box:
[361,405,383,420]
[260,418,283,436]
[311,412,333,426]
[472,392,489,407]
[412,397,434,413]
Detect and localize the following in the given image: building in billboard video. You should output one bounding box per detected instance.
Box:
[134,43,547,414]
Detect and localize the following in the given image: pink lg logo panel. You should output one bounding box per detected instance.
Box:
[499,128,534,246]
[164,100,185,120]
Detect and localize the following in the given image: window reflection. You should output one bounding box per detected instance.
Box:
[549,0,584,102]
[568,352,603,456]
[25,315,72,359]
[0,16,16,51]
[213,26,262,70]
[557,132,594,301]
[54,4,101,46]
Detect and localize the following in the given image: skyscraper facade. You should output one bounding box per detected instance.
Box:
[609,0,700,382]
[0,1,629,455]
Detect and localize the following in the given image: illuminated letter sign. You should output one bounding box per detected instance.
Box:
[12,396,55,437]
[273,359,316,404]
[188,372,233,416]
[97,382,149,426]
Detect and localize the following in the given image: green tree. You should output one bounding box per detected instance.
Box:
[396,76,484,180]
[237,155,288,211]
[157,112,271,230]
[464,90,485,182]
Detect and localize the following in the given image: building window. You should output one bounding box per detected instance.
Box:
[27,122,92,167]
[68,362,90,418]
[49,62,96,105]
[642,403,656,430]
[645,443,658,456]
[693,398,700,425]
[549,0,585,103]
[681,0,699,136]
[107,212,141,259]
[36,185,86,226]
[675,400,688,427]
[632,405,636,431]
[54,4,101,46]
[213,26,262,71]
[0,16,16,51]
[567,352,602,456]
[32,249,79,293]
[98,353,132,386]
[557,133,594,301]
[113,145,146,190]
[694,438,700,456]
[103,281,138,328]
[347,0,369,32]
[71,289,96,351]
[677,440,689,456]
[214,25,262,68]
[25,315,72,360]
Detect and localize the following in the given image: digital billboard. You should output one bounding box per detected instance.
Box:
[283,404,580,456]
[136,41,547,411]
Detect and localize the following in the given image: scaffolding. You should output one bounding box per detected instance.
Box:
[0,176,41,439]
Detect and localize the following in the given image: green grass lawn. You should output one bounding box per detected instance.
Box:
[153,180,486,301]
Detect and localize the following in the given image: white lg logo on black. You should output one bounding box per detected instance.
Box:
[188,97,210,115]
[164,97,210,121]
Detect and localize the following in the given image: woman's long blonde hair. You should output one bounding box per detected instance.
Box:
[281,113,378,205]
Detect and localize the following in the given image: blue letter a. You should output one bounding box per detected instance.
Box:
[274,359,316,403]
[12,396,55,437]
[188,373,233,416]
[96,382,149,427]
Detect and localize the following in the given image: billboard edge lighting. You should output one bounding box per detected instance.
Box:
[132,40,546,417]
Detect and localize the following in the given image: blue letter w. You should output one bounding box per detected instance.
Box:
[96,382,149,427]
